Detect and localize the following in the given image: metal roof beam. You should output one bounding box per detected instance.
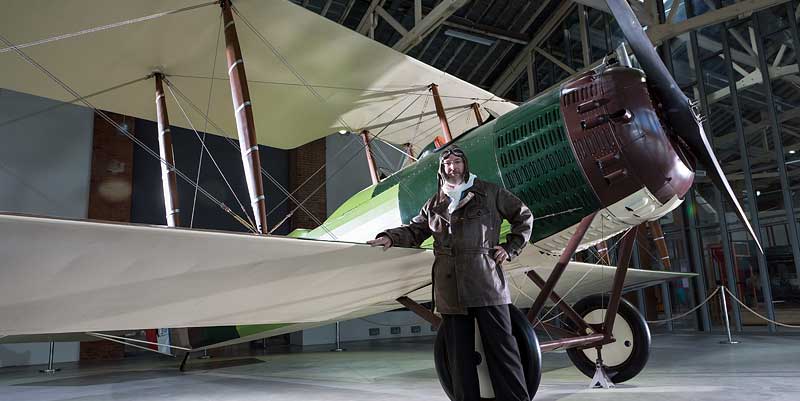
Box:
[375,6,409,36]
[356,0,384,35]
[647,0,791,44]
[490,1,574,95]
[534,46,577,74]
[392,0,471,53]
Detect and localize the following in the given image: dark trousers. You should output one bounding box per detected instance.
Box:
[442,305,529,401]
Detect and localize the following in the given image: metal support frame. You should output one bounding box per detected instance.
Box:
[578,4,591,68]
[602,226,638,338]
[154,73,181,228]
[222,0,268,234]
[685,190,713,331]
[490,1,574,95]
[722,16,776,326]
[429,83,453,142]
[759,5,800,299]
[39,341,60,374]
[392,0,470,53]
[331,321,346,352]
[719,286,740,344]
[686,0,743,332]
[527,212,597,323]
[654,0,711,332]
[360,130,380,185]
[647,0,790,45]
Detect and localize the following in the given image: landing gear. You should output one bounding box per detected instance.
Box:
[433,305,541,400]
[565,295,651,384]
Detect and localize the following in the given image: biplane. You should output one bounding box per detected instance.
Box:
[0,0,762,398]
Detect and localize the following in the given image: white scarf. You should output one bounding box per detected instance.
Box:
[443,173,476,214]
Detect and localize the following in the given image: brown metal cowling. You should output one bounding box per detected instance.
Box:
[560,67,694,208]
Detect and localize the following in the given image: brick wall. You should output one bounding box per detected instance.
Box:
[87,111,134,222]
[79,340,125,361]
[82,110,132,360]
[288,138,326,231]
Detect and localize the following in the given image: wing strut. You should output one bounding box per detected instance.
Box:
[222,0,268,234]
[155,73,182,227]
[429,83,453,142]
[361,130,381,185]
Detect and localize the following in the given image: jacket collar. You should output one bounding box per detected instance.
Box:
[432,179,485,216]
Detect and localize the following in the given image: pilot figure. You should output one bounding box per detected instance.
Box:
[368,145,534,401]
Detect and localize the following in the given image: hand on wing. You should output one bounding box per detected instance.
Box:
[367,235,393,251]
[493,245,508,265]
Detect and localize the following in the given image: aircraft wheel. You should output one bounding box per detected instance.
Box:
[565,295,651,383]
[434,305,541,400]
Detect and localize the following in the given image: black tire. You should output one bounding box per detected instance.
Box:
[565,295,651,383]
[434,305,541,400]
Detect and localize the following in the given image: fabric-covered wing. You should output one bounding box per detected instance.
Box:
[0,0,515,150]
[0,213,691,338]
[0,213,434,336]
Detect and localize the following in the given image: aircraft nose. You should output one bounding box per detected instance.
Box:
[560,67,694,208]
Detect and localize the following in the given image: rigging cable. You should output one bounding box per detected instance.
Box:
[191,11,225,229]
[0,1,219,54]
[0,32,258,234]
[163,78,337,239]
[165,82,255,230]
[168,74,514,103]
[0,75,151,129]
[231,4,353,132]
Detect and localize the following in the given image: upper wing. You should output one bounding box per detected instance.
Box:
[0,213,434,336]
[0,0,515,150]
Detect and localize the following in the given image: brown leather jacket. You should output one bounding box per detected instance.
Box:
[380,179,533,314]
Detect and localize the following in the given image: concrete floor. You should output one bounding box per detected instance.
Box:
[1,333,798,401]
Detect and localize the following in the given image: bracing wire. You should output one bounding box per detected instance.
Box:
[0,75,151,129]
[162,78,338,239]
[0,1,219,54]
[230,4,354,132]
[0,32,258,234]
[191,11,224,229]
[168,74,513,104]
[165,83,255,230]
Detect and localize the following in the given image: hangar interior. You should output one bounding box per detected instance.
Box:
[1,0,800,400]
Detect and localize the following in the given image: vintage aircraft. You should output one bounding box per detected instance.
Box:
[0,0,760,398]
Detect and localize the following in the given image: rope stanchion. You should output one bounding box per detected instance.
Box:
[723,287,800,329]
[646,287,720,325]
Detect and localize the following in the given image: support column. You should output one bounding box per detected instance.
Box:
[757,8,800,298]
[429,83,452,142]
[222,0,268,234]
[361,130,380,185]
[686,0,741,332]
[154,73,181,227]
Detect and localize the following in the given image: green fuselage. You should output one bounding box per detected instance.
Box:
[300,86,600,244]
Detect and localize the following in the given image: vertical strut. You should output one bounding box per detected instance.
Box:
[361,130,380,185]
[527,211,598,323]
[222,0,268,234]
[429,83,452,142]
[154,73,181,227]
[471,102,484,125]
[602,225,639,338]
